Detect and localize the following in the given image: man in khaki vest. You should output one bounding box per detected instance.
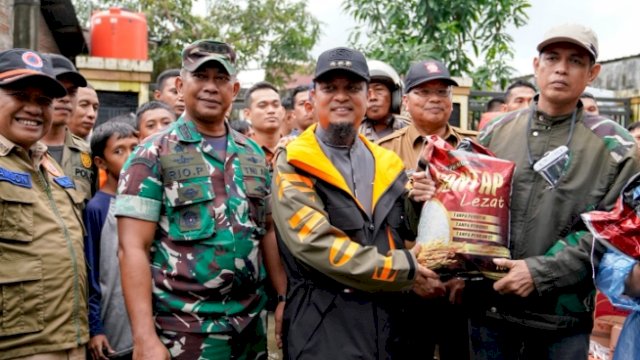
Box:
[41,53,95,202]
[378,59,477,169]
[378,59,476,360]
[0,49,88,359]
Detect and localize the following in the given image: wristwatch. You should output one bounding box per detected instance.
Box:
[277,294,286,303]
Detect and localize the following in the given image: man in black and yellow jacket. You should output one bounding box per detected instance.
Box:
[271,47,444,360]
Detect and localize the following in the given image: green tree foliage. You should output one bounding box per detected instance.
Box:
[73,0,320,86]
[343,0,530,90]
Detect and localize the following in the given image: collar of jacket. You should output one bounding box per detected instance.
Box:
[63,128,86,150]
[286,123,405,212]
[530,94,584,126]
[0,133,47,162]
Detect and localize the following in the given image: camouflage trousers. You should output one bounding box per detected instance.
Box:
[159,312,267,360]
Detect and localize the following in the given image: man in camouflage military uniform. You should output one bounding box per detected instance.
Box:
[471,24,640,359]
[41,53,95,202]
[0,49,88,359]
[116,40,284,360]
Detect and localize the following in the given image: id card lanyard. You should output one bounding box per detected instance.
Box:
[526,104,578,168]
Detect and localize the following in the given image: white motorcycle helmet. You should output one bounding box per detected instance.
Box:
[367,59,404,114]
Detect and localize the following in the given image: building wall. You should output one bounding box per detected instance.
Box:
[0,0,12,50]
[38,13,59,53]
[0,1,59,53]
[592,57,640,92]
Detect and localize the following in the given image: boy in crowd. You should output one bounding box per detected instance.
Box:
[135,101,176,140]
[85,122,140,360]
[153,68,185,118]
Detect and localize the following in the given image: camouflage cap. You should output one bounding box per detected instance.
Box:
[182,40,237,75]
[537,23,599,61]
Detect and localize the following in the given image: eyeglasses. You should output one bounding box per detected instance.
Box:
[2,90,53,107]
[410,87,451,98]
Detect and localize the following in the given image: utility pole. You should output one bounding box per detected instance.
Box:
[13,0,40,49]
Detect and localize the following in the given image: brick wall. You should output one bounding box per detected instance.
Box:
[38,12,59,53]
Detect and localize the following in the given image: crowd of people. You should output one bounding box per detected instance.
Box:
[0,21,639,360]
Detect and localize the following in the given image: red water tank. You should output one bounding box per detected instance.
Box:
[90,7,148,60]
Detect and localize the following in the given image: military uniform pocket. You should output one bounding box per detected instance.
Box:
[63,186,88,235]
[165,179,216,241]
[0,187,35,242]
[0,258,44,335]
[240,162,269,235]
[386,201,405,228]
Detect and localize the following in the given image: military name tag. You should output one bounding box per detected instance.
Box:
[241,165,267,178]
[160,153,208,183]
[0,167,32,188]
[54,176,75,189]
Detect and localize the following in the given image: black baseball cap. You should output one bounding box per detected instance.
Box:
[47,53,87,88]
[404,60,458,93]
[0,49,66,98]
[182,40,237,75]
[313,47,369,82]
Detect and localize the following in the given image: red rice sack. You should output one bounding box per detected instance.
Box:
[416,135,515,280]
[582,172,640,259]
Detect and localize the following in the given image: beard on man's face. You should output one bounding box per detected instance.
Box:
[324,122,357,146]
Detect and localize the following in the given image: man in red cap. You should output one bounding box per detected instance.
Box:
[0,49,88,359]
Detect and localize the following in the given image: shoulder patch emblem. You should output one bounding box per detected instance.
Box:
[53,176,75,189]
[0,167,32,188]
[80,152,92,168]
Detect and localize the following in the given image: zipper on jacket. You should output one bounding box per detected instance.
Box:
[515,127,553,254]
[38,170,82,344]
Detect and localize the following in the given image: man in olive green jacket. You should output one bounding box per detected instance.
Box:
[0,49,88,359]
[471,24,640,359]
